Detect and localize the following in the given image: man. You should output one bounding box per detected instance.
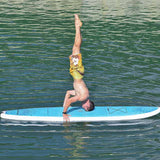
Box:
[63,14,95,121]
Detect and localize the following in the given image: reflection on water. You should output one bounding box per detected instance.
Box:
[63,124,88,158]
[1,118,160,159]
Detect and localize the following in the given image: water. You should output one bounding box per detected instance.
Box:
[0,0,160,159]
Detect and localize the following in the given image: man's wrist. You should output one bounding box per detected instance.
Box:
[63,112,67,114]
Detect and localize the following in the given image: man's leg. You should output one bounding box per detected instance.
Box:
[72,14,82,55]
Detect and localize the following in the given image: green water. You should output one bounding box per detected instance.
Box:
[0,0,160,159]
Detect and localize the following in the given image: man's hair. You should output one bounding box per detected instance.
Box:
[88,100,95,111]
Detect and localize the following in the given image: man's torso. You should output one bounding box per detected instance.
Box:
[73,79,89,101]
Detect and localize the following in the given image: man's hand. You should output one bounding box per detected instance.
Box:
[63,113,70,123]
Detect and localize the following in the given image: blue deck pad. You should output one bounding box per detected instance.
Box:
[67,107,107,117]
[106,106,157,116]
[5,106,159,117]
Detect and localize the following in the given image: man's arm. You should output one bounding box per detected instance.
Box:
[63,90,75,108]
[63,90,79,113]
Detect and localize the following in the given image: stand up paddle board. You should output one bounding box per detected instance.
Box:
[1,106,160,122]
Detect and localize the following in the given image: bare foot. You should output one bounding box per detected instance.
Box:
[75,14,82,27]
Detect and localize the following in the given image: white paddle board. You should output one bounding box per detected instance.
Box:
[1,106,160,122]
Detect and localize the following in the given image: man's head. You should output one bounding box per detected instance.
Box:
[82,99,95,111]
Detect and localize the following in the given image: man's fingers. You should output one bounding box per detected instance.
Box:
[63,114,71,123]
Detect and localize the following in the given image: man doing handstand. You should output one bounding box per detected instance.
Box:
[63,14,95,121]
